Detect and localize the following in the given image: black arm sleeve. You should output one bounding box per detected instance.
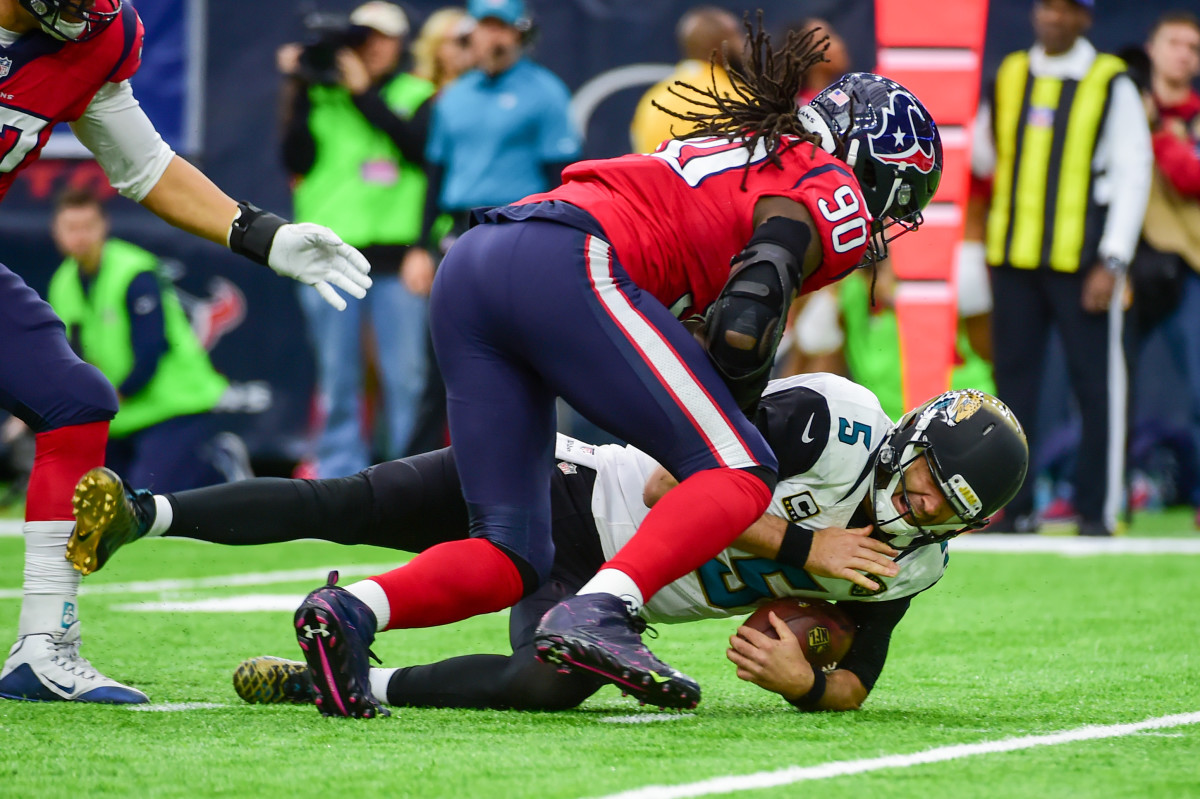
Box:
[351,90,431,166]
[705,217,811,412]
[280,78,316,176]
[835,596,913,691]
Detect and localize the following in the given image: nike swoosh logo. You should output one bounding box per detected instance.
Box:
[73,529,92,542]
[647,672,671,684]
[46,676,75,695]
[801,414,816,443]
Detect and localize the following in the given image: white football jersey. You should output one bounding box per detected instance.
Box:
[556,373,949,624]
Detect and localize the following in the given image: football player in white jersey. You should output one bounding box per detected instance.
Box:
[69,375,1027,712]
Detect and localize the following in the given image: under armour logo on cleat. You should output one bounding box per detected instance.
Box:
[302,623,330,639]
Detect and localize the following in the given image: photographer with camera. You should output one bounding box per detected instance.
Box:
[277,1,437,478]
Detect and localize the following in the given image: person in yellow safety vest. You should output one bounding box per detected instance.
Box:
[970,0,1152,536]
[47,188,235,494]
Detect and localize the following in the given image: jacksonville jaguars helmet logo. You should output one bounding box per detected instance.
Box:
[867,91,937,174]
[949,391,984,424]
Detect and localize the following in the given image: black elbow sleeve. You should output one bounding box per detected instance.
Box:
[704,217,811,409]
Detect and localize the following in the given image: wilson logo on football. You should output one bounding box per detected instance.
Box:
[867,91,937,174]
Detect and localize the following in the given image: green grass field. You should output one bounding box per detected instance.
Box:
[2,525,1199,799]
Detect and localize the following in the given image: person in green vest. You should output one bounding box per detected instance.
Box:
[970,0,1152,536]
[276,1,438,478]
[47,189,231,494]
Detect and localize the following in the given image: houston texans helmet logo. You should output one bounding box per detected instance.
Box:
[867,91,937,174]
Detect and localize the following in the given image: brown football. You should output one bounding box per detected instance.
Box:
[741,598,855,669]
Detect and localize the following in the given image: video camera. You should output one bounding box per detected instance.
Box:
[296,12,370,85]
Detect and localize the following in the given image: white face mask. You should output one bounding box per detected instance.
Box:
[870,444,967,548]
[26,1,88,41]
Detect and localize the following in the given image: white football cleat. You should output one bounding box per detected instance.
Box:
[0,621,148,704]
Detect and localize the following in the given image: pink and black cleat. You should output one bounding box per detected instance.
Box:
[294,571,389,719]
[533,593,700,710]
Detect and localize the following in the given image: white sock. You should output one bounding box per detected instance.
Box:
[345,579,390,631]
[369,667,398,706]
[18,521,80,638]
[576,568,644,614]
[145,495,173,537]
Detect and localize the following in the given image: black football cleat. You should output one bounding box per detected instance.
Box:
[232,656,316,705]
[533,593,700,710]
[293,571,389,719]
[68,467,155,575]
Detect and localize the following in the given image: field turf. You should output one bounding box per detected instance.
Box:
[1,525,1198,798]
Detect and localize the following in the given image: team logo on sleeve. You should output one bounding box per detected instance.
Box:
[849,575,888,597]
[782,491,819,522]
[867,91,937,174]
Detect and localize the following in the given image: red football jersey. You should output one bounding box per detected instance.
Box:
[518,135,872,318]
[0,0,144,201]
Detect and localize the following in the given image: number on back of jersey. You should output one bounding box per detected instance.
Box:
[651,136,771,187]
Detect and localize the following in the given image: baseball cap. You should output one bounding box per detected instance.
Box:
[350,1,409,38]
[467,0,529,27]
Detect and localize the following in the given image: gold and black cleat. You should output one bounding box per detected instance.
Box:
[233,656,316,705]
[67,467,152,575]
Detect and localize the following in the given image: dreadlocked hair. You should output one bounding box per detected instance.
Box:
[653,12,830,189]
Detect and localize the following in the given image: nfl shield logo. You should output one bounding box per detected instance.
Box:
[0,57,12,79]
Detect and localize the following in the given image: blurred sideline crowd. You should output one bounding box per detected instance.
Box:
[9,0,1198,538]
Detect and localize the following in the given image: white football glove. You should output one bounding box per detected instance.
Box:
[267,223,373,311]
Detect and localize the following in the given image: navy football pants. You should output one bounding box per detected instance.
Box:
[429,219,776,581]
[0,263,117,432]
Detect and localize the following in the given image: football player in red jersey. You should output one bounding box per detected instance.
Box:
[223,22,940,717]
[0,0,371,704]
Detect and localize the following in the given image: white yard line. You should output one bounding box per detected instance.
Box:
[950,534,1200,555]
[112,594,306,612]
[128,702,230,712]
[600,713,696,724]
[590,712,1200,799]
[0,564,400,600]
